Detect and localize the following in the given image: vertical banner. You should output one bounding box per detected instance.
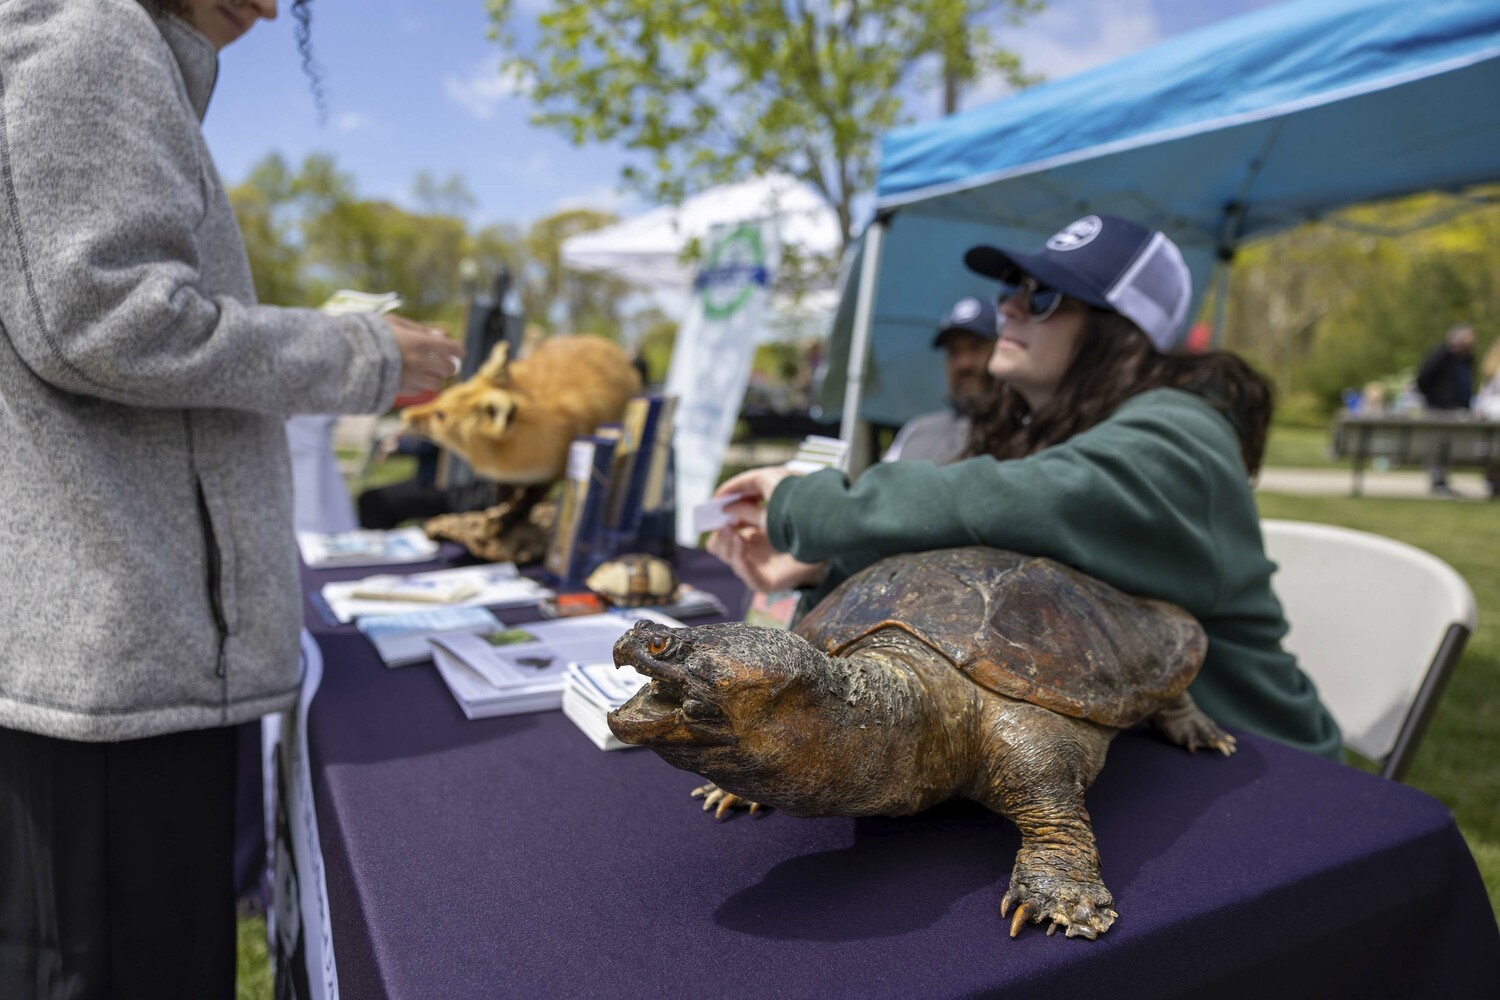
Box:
[266,632,340,1000]
[665,220,783,546]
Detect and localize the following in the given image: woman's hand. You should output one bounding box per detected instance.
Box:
[707,524,827,594]
[714,465,801,532]
[388,315,464,395]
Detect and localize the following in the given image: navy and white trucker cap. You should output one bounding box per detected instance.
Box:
[963,215,1192,352]
[932,296,1000,347]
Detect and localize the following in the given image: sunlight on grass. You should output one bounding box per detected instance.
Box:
[237,914,272,1000]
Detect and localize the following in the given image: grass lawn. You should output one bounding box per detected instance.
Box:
[1263,424,1343,469]
[235,481,1499,994]
[1256,491,1500,920]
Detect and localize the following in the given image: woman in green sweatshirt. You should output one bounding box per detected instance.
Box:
[711,215,1340,760]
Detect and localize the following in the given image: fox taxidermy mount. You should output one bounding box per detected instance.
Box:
[401,334,642,484]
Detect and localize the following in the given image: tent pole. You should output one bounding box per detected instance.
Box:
[839,216,887,478]
[1210,259,1231,348]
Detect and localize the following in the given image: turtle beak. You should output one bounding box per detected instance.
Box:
[608,625,731,748]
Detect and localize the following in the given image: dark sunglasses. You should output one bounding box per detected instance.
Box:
[997,276,1064,322]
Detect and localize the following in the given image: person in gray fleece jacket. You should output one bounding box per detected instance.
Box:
[0,0,463,994]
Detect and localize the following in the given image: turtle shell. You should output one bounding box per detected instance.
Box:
[586,554,679,607]
[794,547,1206,728]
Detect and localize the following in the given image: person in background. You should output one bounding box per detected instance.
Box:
[1415,323,1476,497]
[1474,337,1500,500]
[709,215,1340,779]
[882,296,1000,464]
[0,1,462,997]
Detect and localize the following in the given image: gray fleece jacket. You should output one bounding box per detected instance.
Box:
[0,0,402,740]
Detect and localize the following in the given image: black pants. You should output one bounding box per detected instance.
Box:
[0,724,237,1000]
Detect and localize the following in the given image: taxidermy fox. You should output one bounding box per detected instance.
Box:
[401,334,642,484]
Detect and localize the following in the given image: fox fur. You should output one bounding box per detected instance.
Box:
[401,334,642,484]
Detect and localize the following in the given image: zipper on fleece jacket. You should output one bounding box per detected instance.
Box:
[195,480,230,678]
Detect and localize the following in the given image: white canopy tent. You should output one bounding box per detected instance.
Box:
[560,174,845,343]
[562,173,843,290]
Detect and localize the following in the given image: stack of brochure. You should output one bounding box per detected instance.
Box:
[785,435,850,475]
[355,606,503,668]
[319,564,552,623]
[297,527,440,569]
[561,662,650,750]
[428,610,679,720]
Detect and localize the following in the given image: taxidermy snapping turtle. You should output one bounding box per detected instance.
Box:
[608,546,1235,941]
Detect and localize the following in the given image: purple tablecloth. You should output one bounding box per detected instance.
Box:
[302,550,1500,999]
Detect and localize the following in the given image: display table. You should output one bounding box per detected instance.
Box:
[1332,411,1500,495]
[300,550,1500,999]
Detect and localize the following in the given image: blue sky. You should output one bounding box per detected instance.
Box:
[204,0,1279,229]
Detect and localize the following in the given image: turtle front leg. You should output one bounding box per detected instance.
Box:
[981,705,1116,940]
[1000,792,1116,940]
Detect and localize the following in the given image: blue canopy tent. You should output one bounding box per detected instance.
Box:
[824,0,1500,462]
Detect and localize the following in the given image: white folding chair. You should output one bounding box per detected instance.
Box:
[1261,519,1477,781]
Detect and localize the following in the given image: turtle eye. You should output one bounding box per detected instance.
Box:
[648,635,672,657]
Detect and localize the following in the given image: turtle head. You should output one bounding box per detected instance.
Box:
[608,619,833,776]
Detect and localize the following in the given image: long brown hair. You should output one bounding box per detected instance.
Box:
[965,310,1273,476]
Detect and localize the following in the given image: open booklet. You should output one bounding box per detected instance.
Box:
[429,609,679,721]
[320,564,553,623]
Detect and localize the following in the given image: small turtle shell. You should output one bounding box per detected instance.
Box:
[587,554,679,607]
[794,547,1206,728]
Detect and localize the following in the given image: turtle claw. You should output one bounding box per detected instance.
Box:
[1008,901,1035,938]
[690,782,762,820]
[1001,876,1116,941]
[1151,694,1238,757]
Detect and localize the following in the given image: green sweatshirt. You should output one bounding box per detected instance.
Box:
[767,388,1341,759]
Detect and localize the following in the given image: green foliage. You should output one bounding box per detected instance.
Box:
[227,154,630,335]
[487,0,1043,246]
[1225,190,1500,416]
[522,208,631,335]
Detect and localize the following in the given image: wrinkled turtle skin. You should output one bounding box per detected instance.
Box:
[609,547,1235,941]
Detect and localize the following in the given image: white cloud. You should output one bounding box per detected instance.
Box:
[334,112,375,133]
[964,0,1165,108]
[443,60,536,120]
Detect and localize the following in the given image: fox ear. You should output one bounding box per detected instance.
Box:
[478,342,510,383]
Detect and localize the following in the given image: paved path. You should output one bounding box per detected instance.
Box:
[1256,466,1492,500]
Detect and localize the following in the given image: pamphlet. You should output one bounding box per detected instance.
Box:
[785,434,850,475]
[355,606,504,668]
[429,609,682,720]
[297,527,440,569]
[348,575,482,605]
[320,564,552,623]
[561,662,650,750]
[745,590,801,630]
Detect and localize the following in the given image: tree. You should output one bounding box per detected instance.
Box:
[487,0,1042,247]
[227,153,307,306]
[1222,189,1500,419]
[521,208,632,335]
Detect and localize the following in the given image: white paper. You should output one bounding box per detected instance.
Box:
[690,493,744,534]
